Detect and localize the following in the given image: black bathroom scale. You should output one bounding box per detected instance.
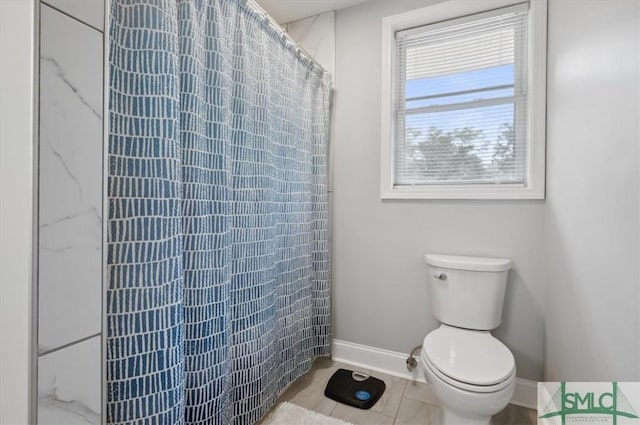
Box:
[324,368,386,409]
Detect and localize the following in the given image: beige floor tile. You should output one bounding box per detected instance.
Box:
[362,370,407,418]
[311,357,343,379]
[403,381,440,405]
[275,358,376,416]
[330,403,394,425]
[395,397,443,425]
[491,404,534,425]
[316,361,404,418]
[291,357,339,389]
[267,357,541,425]
[278,368,338,416]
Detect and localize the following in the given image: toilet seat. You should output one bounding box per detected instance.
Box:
[422,350,514,393]
[422,325,515,392]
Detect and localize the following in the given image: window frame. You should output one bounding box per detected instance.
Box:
[380,0,547,200]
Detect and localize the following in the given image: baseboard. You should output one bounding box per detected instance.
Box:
[332,339,538,410]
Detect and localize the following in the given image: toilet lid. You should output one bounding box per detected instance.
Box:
[423,325,515,386]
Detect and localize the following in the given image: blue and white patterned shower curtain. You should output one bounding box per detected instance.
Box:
[106,1,331,423]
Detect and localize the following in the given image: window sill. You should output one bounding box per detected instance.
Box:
[380,184,545,200]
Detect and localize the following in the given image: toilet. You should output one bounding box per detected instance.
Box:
[421,254,516,425]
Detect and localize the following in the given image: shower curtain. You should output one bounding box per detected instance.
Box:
[106,1,331,424]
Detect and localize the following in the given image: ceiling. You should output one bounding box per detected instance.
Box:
[254,0,369,24]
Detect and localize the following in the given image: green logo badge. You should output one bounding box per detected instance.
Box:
[539,382,639,425]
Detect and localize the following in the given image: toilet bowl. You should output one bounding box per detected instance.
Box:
[421,254,515,425]
[421,325,516,425]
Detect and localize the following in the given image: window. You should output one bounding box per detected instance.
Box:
[381,0,547,199]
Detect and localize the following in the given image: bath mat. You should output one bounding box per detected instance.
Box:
[261,402,354,425]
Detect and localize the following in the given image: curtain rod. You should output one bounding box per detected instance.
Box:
[245,0,330,75]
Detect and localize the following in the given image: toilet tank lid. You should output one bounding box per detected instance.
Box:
[424,254,511,272]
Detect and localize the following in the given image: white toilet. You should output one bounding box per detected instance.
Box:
[421,254,516,425]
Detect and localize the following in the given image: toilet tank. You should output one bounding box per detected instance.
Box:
[425,254,511,330]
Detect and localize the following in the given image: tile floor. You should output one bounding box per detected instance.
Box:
[265,357,537,425]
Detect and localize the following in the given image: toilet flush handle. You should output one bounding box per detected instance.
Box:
[434,272,447,281]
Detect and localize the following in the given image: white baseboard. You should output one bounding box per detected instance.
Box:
[332,339,538,410]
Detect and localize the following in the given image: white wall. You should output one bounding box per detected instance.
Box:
[0,1,36,423]
[544,0,640,381]
[285,11,335,77]
[333,0,546,381]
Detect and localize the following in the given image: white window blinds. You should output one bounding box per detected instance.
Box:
[394,3,529,186]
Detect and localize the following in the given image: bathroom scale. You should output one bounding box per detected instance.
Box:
[324,368,386,409]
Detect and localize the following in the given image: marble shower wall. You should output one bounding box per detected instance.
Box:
[38,1,104,423]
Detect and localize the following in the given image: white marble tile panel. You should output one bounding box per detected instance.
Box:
[39,5,103,352]
[286,11,335,77]
[42,0,104,32]
[38,336,101,424]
